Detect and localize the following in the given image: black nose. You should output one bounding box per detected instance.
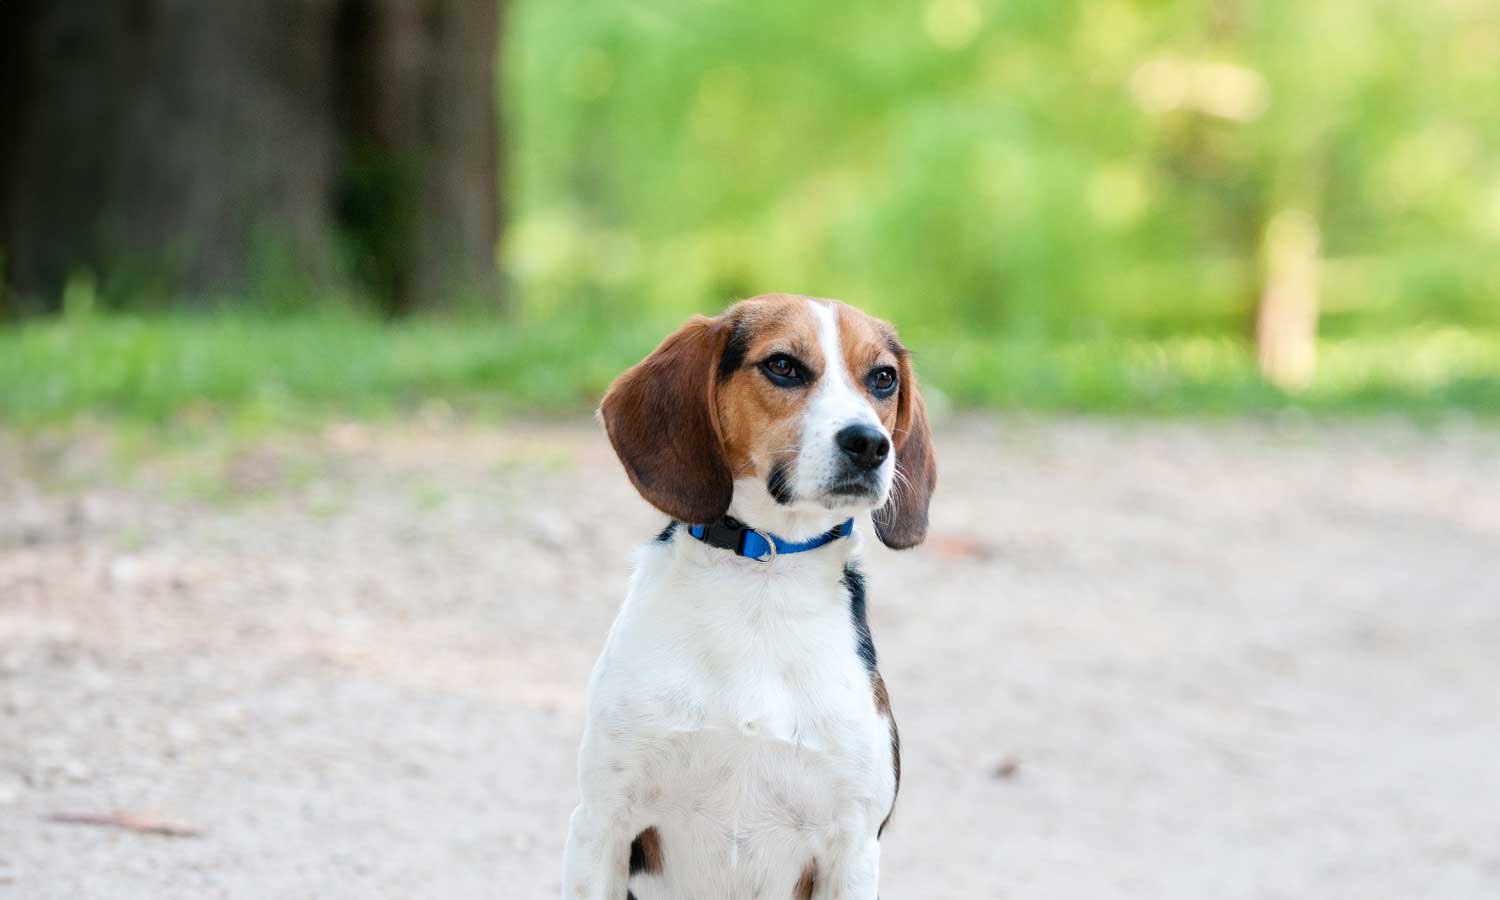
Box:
[835,424,890,471]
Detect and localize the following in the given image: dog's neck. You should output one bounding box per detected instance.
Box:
[667,517,861,586]
[725,477,865,543]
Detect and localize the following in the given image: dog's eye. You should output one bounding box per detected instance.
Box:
[868,366,898,397]
[761,354,808,386]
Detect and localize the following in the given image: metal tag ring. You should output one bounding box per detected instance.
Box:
[752,528,777,562]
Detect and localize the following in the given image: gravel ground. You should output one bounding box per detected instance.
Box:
[2,416,1499,899]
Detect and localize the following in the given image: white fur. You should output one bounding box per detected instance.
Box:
[790,301,894,526]
[564,301,900,899]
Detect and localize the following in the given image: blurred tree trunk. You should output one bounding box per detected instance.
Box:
[0,0,501,315]
[336,0,502,314]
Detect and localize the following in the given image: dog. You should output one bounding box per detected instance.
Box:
[564,294,936,900]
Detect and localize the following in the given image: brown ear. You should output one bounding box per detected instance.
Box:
[600,315,733,524]
[873,357,936,550]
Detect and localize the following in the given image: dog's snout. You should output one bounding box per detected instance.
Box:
[835,424,890,471]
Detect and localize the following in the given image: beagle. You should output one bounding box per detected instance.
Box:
[565,294,936,900]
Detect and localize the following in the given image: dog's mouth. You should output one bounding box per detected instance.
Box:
[768,459,884,508]
[819,475,883,505]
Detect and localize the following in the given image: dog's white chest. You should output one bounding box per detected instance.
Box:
[576,541,895,899]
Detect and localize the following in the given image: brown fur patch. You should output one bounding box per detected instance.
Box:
[874,673,901,838]
[794,858,818,900]
[714,295,825,479]
[835,303,903,432]
[628,826,664,875]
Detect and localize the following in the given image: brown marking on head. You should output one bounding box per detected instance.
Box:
[793,858,817,900]
[628,826,664,875]
[713,295,825,481]
[874,672,901,838]
[834,303,903,432]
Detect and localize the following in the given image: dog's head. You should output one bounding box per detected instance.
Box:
[600,294,936,549]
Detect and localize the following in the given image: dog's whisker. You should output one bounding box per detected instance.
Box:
[886,463,916,515]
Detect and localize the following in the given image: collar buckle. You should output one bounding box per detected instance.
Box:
[686,516,851,562]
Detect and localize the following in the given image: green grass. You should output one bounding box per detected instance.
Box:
[2,312,1497,428]
[0,311,666,428]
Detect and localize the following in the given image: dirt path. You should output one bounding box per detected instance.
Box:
[2,417,1498,899]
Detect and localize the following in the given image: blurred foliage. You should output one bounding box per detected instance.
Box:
[4,0,1499,424]
[506,0,1500,345]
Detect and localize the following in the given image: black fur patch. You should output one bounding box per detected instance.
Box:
[843,563,877,674]
[767,462,795,505]
[629,827,663,874]
[716,320,750,381]
[654,521,679,542]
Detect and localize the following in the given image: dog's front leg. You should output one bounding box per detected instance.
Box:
[562,800,630,900]
[563,725,642,900]
[817,836,881,900]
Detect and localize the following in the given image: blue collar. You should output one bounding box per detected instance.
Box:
[687,516,854,562]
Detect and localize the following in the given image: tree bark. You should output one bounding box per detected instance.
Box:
[0,0,501,315]
[336,0,502,314]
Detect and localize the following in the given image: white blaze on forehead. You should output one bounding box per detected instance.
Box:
[801,299,884,458]
[806,298,877,425]
[808,300,852,392]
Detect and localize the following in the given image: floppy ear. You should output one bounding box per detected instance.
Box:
[873,356,937,550]
[600,315,734,524]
